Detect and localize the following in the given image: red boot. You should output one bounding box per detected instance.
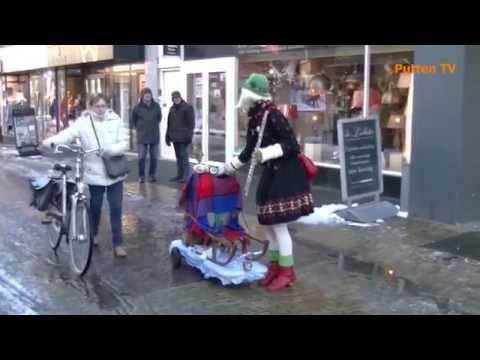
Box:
[259,263,280,287]
[267,266,296,291]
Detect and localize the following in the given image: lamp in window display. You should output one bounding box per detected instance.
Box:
[221,73,314,292]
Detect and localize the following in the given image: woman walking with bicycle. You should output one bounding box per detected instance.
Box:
[42,94,129,258]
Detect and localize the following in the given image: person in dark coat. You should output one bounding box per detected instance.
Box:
[166,91,195,183]
[131,87,162,183]
[223,73,314,291]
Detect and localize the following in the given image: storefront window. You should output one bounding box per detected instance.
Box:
[4,75,29,136]
[65,68,85,127]
[30,70,56,141]
[109,64,144,151]
[236,45,414,174]
[237,45,365,166]
[56,69,66,131]
[370,46,414,173]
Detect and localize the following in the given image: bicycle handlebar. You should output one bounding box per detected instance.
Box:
[53,144,100,156]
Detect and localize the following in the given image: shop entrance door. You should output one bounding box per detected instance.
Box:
[182,57,238,166]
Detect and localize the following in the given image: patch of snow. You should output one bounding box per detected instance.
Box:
[297,204,348,225]
[397,211,408,218]
[0,148,19,156]
[297,204,379,227]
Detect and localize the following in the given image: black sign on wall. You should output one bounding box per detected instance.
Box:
[163,45,181,56]
[338,117,383,202]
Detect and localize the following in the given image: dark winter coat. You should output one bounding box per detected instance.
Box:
[239,101,314,225]
[166,100,195,144]
[131,100,162,145]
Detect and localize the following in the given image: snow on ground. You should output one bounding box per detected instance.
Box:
[296,204,380,227]
[0,147,19,156]
[297,203,405,227]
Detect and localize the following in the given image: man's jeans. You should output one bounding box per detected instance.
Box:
[173,142,191,180]
[89,181,123,247]
[138,144,159,178]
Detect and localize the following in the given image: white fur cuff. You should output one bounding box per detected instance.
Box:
[259,143,284,163]
[230,157,245,170]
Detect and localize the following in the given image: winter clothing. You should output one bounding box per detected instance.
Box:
[167,100,194,181]
[259,263,280,287]
[224,157,244,175]
[173,142,192,181]
[166,100,195,144]
[43,110,129,187]
[227,79,313,292]
[262,224,296,289]
[131,100,162,145]
[89,180,124,248]
[237,101,314,225]
[256,143,284,163]
[243,73,271,98]
[138,143,159,178]
[267,266,296,291]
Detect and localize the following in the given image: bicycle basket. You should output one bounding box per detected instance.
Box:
[29,177,57,212]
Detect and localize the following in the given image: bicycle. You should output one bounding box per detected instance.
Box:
[44,143,100,276]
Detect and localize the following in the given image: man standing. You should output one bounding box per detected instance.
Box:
[166,91,194,183]
[131,87,162,183]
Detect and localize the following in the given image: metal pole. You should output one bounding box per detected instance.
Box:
[363,45,370,118]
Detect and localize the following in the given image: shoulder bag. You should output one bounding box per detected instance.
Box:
[298,153,319,182]
[89,114,129,179]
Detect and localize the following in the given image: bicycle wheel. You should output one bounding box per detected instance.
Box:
[46,212,63,250]
[68,200,93,276]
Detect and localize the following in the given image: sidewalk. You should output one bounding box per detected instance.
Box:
[128,154,480,314]
[2,144,480,314]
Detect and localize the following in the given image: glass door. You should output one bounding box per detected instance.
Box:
[186,73,203,162]
[182,57,238,165]
[160,68,182,161]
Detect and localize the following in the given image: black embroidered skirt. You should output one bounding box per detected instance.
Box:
[256,155,315,225]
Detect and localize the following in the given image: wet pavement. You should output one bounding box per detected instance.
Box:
[0,144,479,314]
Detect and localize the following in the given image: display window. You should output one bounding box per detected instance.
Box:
[109,64,145,151]
[3,75,29,135]
[370,47,414,173]
[237,46,366,167]
[237,45,414,174]
[30,70,56,140]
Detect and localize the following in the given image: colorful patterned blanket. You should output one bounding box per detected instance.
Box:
[179,173,244,241]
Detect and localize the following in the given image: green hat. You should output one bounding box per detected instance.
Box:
[243,73,271,98]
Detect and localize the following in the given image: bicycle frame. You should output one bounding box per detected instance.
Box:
[53,143,98,238]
